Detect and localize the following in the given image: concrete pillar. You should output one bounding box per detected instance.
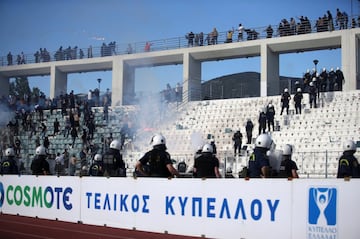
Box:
[261,43,279,96]
[123,62,135,105]
[0,74,9,98]
[112,58,124,106]
[341,29,360,90]
[183,53,201,102]
[50,65,67,99]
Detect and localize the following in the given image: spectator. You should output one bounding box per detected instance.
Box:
[245,119,254,144]
[68,154,77,176]
[14,136,21,156]
[53,118,60,136]
[186,31,195,47]
[126,43,133,54]
[144,42,152,52]
[237,23,244,41]
[225,28,234,43]
[70,126,78,147]
[54,152,65,176]
[280,88,291,115]
[211,27,218,44]
[7,52,13,65]
[265,25,273,38]
[193,144,221,178]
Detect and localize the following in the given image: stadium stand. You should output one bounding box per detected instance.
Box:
[6,89,359,179]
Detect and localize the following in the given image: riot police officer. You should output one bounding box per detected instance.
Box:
[103,140,126,177]
[31,146,50,175]
[135,134,179,178]
[89,153,104,176]
[0,148,19,174]
[337,140,360,178]
[248,134,272,178]
[193,143,221,178]
[277,144,299,178]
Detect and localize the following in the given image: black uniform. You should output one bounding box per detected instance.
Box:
[89,161,104,176]
[31,155,50,175]
[337,151,360,178]
[232,131,243,155]
[0,157,19,175]
[103,148,125,177]
[245,120,254,144]
[293,92,303,114]
[277,158,298,178]
[193,152,219,178]
[138,145,173,177]
[266,105,275,131]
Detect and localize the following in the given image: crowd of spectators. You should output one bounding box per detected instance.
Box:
[3,8,359,66]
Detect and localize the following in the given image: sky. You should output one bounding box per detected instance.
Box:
[0,0,358,96]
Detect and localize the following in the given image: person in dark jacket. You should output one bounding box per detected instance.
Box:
[135,134,179,178]
[31,146,50,175]
[193,144,221,178]
[103,140,126,177]
[337,140,360,178]
[0,148,18,175]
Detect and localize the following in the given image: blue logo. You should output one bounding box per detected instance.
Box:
[0,182,4,208]
[308,187,337,226]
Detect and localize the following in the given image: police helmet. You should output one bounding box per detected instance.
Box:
[282,144,293,156]
[312,77,317,82]
[330,67,334,72]
[36,146,47,156]
[284,88,289,93]
[5,148,15,157]
[343,140,356,152]
[94,153,102,162]
[202,143,213,153]
[322,67,326,72]
[268,103,273,108]
[110,140,121,151]
[297,88,302,92]
[306,69,310,73]
[255,134,273,149]
[309,82,314,87]
[150,133,166,147]
[336,67,340,71]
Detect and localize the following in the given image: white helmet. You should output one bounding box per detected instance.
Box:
[202,143,213,153]
[284,88,289,93]
[322,67,326,72]
[282,144,293,156]
[5,148,15,157]
[36,146,47,156]
[150,134,166,147]
[312,77,317,82]
[110,140,121,151]
[343,140,356,152]
[330,67,334,72]
[94,153,102,162]
[297,88,302,92]
[255,134,273,149]
[309,82,314,86]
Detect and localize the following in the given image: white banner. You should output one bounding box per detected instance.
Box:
[0,175,359,239]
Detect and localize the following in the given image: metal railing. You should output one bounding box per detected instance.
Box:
[1,15,359,67]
